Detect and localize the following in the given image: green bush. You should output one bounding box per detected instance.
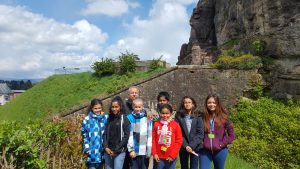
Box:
[91,58,116,77]
[0,120,66,168]
[222,49,244,57]
[0,119,86,169]
[149,56,164,71]
[221,38,240,50]
[118,51,139,74]
[252,39,266,56]
[230,97,300,169]
[213,54,262,70]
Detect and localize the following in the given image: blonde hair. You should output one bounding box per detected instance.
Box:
[128,86,140,94]
[133,98,144,106]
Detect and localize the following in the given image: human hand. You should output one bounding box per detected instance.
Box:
[147,111,153,120]
[105,148,113,155]
[154,154,160,162]
[186,146,193,153]
[129,151,136,158]
[166,157,174,162]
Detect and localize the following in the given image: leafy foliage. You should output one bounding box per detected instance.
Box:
[91,58,116,77]
[118,51,139,74]
[230,97,300,169]
[149,56,164,71]
[213,54,262,70]
[252,40,266,56]
[221,38,240,50]
[0,120,66,168]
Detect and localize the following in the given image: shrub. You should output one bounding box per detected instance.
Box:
[149,56,164,71]
[222,49,244,57]
[0,120,66,168]
[213,54,262,70]
[118,51,139,74]
[91,58,116,77]
[221,38,240,50]
[0,119,85,169]
[230,97,300,169]
[252,39,266,56]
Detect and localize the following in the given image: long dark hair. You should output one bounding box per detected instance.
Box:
[159,104,173,114]
[177,96,199,117]
[87,99,103,114]
[109,96,125,115]
[203,94,229,132]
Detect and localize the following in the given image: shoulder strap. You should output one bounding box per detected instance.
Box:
[121,114,124,141]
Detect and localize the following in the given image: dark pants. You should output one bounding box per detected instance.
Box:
[130,155,149,169]
[87,163,104,169]
[122,151,131,169]
[179,148,199,169]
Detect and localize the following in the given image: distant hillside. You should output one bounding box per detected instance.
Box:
[0,78,43,84]
[0,69,166,121]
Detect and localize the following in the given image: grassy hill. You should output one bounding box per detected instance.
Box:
[0,69,167,121]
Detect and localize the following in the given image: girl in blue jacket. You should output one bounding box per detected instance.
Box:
[82,99,108,169]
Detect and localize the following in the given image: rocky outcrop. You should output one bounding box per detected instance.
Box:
[177,0,217,65]
[178,0,300,100]
[214,0,300,58]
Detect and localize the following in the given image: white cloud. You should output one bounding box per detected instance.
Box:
[81,0,139,17]
[0,5,108,78]
[104,0,196,65]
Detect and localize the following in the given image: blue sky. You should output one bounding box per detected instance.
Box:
[0,0,197,79]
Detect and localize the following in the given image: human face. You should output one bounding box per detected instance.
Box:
[158,96,169,105]
[128,88,139,100]
[160,108,172,120]
[111,102,121,115]
[133,102,143,114]
[184,98,194,112]
[92,104,102,115]
[207,97,217,112]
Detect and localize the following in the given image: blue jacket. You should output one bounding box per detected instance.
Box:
[127,111,152,157]
[81,112,108,164]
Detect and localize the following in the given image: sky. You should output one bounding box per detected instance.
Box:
[0,0,198,79]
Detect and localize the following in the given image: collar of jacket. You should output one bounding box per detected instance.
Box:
[132,110,146,118]
[88,111,105,120]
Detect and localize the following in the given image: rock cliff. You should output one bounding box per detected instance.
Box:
[178,0,300,100]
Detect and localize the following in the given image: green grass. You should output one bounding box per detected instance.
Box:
[224,153,257,169]
[0,69,167,122]
[175,153,257,169]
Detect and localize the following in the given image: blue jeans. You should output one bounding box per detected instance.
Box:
[199,148,228,169]
[87,163,103,169]
[179,148,199,169]
[104,152,126,169]
[156,159,177,169]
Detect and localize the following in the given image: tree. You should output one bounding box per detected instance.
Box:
[91,58,116,77]
[118,51,139,74]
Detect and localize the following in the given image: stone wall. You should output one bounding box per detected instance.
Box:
[62,66,261,119]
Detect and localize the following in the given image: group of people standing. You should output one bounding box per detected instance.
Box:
[81,86,235,169]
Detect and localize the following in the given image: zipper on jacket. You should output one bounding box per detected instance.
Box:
[210,132,213,154]
[209,118,214,153]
